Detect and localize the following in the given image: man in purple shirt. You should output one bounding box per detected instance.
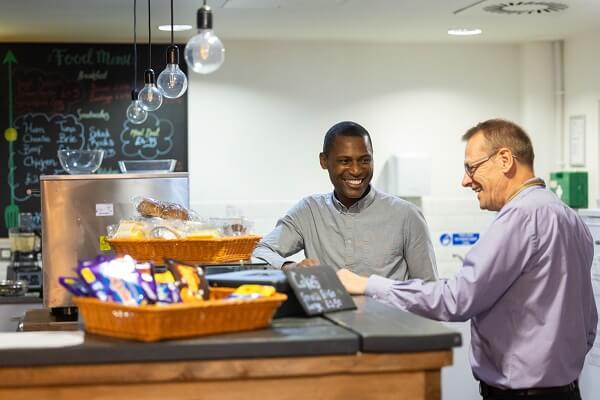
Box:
[338,119,598,400]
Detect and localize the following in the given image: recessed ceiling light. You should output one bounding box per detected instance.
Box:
[158,24,193,32]
[448,28,482,36]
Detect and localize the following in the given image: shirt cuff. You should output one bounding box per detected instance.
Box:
[251,248,287,269]
[365,275,395,300]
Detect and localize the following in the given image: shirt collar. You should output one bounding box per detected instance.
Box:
[505,177,546,204]
[331,185,377,213]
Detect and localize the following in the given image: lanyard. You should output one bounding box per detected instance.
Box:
[506,178,546,203]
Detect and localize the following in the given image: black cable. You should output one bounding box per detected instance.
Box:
[133,0,137,90]
[170,0,174,45]
[148,0,151,68]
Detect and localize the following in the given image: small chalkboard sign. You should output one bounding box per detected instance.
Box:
[284,265,356,316]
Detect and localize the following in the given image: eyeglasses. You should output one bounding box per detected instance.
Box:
[464,152,496,177]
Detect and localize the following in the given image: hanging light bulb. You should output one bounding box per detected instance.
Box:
[157,47,188,98]
[139,69,163,111]
[126,0,147,124]
[127,89,148,124]
[184,1,225,74]
[157,0,188,98]
[138,0,162,111]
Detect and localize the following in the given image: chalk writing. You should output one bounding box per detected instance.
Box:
[120,113,174,159]
[0,43,188,237]
[48,48,131,66]
[285,266,356,316]
[77,108,110,121]
[88,126,116,159]
[289,272,321,290]
[14,68,83,114]
[77,70,108,81]
[49,48,95,66]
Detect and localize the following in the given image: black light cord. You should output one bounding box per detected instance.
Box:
[133,0,137,90]
[147,0,151,68]
[170,0,174,45]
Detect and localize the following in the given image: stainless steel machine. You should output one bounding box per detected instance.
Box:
[7,212,42,292]
[41,173,189,311]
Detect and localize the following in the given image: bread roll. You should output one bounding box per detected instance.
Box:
[136,198,162,218]
[160,204,190,220]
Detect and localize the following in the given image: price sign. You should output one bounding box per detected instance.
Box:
[285,265,356,316]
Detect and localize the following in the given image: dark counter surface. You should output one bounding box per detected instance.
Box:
[0,296,461,368]
[0,295,42,305]
[0,316,358,367]
[325,296,462,352]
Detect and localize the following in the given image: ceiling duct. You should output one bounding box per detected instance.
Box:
[484,1,568,15]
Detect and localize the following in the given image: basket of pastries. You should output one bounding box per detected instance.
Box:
[106,197,260,264]
[60,255,286,341]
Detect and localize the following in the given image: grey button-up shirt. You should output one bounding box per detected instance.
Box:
[367,184,598,389]
[253,186,437,281]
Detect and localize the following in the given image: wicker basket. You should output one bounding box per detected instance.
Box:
[74,288,287,342]
[107,235,261,264]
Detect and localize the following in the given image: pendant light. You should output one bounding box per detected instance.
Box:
[126,0,148,124]
[184,0,225,74]
[157,0,188,98]
[138,0,163,111]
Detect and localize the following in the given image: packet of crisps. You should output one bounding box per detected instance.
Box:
[135,262,158,304]
[58,277,91,297]
[77,257,113,302]
[77,255,156,305]
[164,258,210,302]
[151,265,181,304]
[227,284,276,300]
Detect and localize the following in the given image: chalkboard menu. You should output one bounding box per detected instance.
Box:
[0,43,188,237]
[285,266,357,316]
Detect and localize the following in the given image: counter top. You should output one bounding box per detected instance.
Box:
[0,297,461,400]
[0,295,42,305]
[0,316,358,367]
[325,296,462,352]
[0,296,461,368]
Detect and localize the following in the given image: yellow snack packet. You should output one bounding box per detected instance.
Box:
[232,284,276,298]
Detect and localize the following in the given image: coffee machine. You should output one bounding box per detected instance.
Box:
[7,213,42,293]
[41,173,189,313]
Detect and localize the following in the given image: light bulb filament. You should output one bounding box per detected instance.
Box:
[200,43,210,60]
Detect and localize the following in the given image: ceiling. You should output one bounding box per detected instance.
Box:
[1,0,599,44]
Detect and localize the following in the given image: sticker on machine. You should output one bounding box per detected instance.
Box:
[96,203,114,217]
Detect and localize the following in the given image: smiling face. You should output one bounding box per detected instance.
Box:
[461,131,507,211]
[320,135,373,208]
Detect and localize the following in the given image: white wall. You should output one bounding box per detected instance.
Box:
[520,41,563,182]
[564,32,600,207]
[188,41,522,206]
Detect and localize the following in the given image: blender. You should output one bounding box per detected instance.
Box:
[7,212,42,293]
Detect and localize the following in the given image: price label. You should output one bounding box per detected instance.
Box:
[285,265,356,316]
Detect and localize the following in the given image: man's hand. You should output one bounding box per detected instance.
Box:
[337,268,368,295]
[282,258,320,270]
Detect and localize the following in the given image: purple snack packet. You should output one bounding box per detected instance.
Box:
[58,277,91,297]
[77,259,114,302]
[76,255,154,305]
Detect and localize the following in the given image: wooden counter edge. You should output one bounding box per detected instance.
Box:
[0,351,452,388]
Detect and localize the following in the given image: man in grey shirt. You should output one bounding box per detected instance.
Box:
[253,121,437,281]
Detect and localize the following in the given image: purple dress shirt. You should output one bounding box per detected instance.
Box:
[366,184,598,389]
